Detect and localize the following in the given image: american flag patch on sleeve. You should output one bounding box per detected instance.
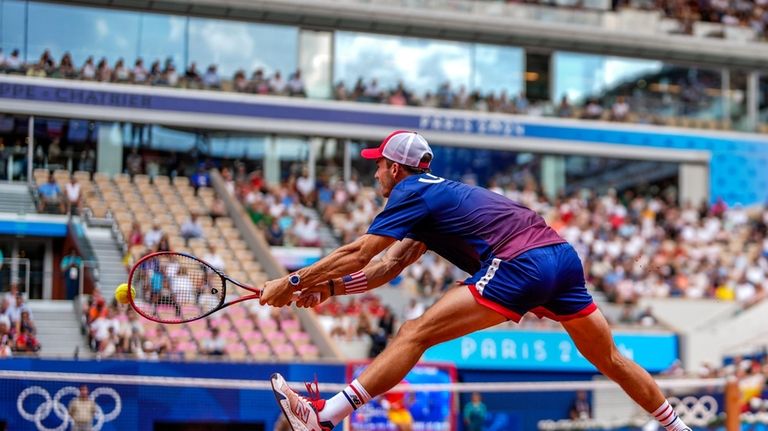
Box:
[342,271,367,294]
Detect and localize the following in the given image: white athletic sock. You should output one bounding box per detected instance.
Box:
[319,379,372,426]
[652,400,690,431]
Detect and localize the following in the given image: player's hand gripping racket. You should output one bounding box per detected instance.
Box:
[127,251,313,324]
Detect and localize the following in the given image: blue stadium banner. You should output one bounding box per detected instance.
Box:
[0,359,347,431]
[423,330,678,372]
[0,219,68,237]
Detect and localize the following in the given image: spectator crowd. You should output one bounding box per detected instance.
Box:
[0,282,41,357]
[82,290,178,360]
[0,48,305,97]
[631,0,768,38]
[222,165,326,249]
[325,167,768,308]
[228,160,768,337]
[0,46,736,132]
[36,171,83,216]
[204,159,763,356]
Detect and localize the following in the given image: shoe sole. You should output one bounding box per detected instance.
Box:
[270,373,303,431]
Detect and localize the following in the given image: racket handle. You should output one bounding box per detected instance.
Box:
[290,291,321,302]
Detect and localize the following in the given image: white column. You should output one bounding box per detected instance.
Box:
[298,29,333,99]
[721,68,730,123]
[43,239,53,299]
[540,155,565,200]
[27,116,34,184]
[96,123,124,175]
[308,137,321,185]
[679,163,709,206]
[746,70,759,132]
[264,135,280,186]
[10,241,19,289]
[343,140,352,183]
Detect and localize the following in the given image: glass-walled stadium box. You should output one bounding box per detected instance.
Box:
[552,52,746,129]
[333,31,525,101]
[0,0,755,131]
[0,0,298,79]
[0,114,680,206]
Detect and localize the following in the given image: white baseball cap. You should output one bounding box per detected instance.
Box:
[361,130,433,169]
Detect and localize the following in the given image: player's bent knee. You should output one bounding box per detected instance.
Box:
[394,319,434,349]
[594,349,630,378]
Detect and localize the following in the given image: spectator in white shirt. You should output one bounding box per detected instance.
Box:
[296,168,315,205]
[170,265,194,303]
[364,78,382,101]
[180,214,204,245]
[80,56,96,81]
[0,298,11,325]
[203,65,220,89]
[202,244,225,271]
[90,308,120,350]
[582,98,604,120]
[8,293,31,325]
[65,175,82,216]
[270,71,286,95]
[132,58,148,84]
[202,327,226,356]
[144,223,163,250]
[112,58,129,82]
[287,70,306,97]
[611,96,631,122]
[3,282,19,310]
[291,214,320,247]
[165,64,179,87]
[5,49,21,71]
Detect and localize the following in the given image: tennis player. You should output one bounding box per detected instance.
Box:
[262,130,690,431]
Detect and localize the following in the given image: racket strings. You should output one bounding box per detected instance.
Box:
[130,254,225,323]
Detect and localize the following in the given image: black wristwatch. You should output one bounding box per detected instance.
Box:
[288,273,301,288]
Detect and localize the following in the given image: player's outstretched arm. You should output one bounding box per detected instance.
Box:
[260,234,396,307]
[295,238,427,308]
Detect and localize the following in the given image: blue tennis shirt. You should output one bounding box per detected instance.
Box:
[367,173,566,274]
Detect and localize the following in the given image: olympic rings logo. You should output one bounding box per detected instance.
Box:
[538,394,720,430]
[17,386,122,431]
[669,395,719,427]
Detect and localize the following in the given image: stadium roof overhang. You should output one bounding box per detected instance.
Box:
[40,0,768,70]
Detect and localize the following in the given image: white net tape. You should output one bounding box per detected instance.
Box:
[0,370,728,393]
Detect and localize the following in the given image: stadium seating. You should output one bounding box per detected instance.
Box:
[34,168,320,361]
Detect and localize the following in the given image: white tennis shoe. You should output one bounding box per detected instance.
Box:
[271,373,333,431]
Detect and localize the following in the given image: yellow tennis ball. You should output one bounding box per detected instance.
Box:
[115,283,135,304]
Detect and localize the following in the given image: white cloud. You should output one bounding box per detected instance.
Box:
[114,35,129,49]
[95,19,109,38]
[336,32,470,93]
[168,17,186,42]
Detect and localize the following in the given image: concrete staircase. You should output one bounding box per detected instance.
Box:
[0,183,36,214]
[84,227,128,298]
[28,300,90,358]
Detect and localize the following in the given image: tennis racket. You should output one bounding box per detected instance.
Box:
[127,251,314,324]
